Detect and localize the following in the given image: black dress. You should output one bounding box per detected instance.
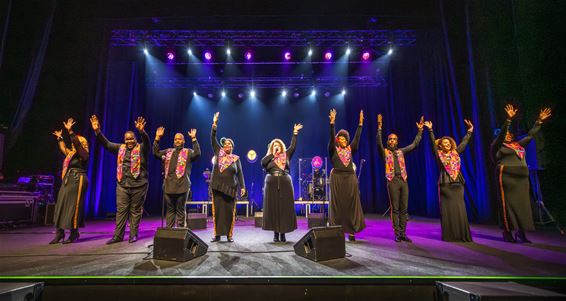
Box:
[210,126,245,237]
[428,129,473,242]
[328,123,366,234]
[491,119,541,232]
[261,134,298,234]
[53,133,89,230]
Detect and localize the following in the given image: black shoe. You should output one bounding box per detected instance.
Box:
[515,231,532,243]
[63,230,80,244]
[210,236,220,243]
[227,236,234,242]
[348,234,356,242]
[280,233,286,242]
[128,235,138,243]
[502,231,516,243]
[106,236,123,245]
[394,236,402,243]
[273,232,280,242]
[401,235,412,243]
[49,229,65,244]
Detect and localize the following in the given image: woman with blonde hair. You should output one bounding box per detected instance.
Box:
[424,119,474,242]
[261,124,303,242]
[50,118,89,244]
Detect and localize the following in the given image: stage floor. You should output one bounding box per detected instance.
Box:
[1,215,565,278]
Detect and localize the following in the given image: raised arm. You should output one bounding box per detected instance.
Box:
[328,109,337,156]
[424,121,439,156]
[90,115,120,154]
[350,110,364,152]
[211,112,221,154]
[53,130,70,156]
[152,126,167,159]
[517,108,551,147]
[401,116,424,153]
[188,129,200,162]
[491,119,511,158]
[134,117,150,157]
[376,114,385,158]
[456,119,474,154]
[286,123,302,159]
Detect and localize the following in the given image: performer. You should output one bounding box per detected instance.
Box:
[328,109,366,241]
[90,115,150,244]
[210,112,246,243]
[261,123,303,242]
[377,114,424,242]
[424,119,474,242]
[491,104,551,243]
[153,127,201,228]
[50,118,89,244]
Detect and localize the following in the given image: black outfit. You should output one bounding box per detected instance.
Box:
[491,119,541,233]
[428,129,473,242]
[328,123,366,234]
[96,129,150,241]
[53,133,89,231]
[210,126,245,237]
[261,134,298,235]
[377,128,422,238]
[153,139,201,228]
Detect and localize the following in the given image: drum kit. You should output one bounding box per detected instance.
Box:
[298,156,328,201]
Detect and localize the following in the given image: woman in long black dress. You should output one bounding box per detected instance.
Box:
[261,123,303,242]
[328,109,366,241]
[210,112,246,243]
[424,119,474,242]
[491,104,551,243]
[50,118,89,244]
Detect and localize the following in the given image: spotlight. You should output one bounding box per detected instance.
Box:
[311,88,317,96]
[207,93,214,99]
[226,48,231,55]
[293,91,300,98]
[324,91,331,97]
[238,92,244,99]
[387,48,393,55]
[193,91,197,96]
[221,90,226,97]
[341,89,346,95]
[362,51,371,61]
[204,51,212,61]
[281,89,287,97]
[324,52,332,61]
[284,51,292,61]
[166,51,175,60]
[308,48,313,56]
[143,48,148,55]
[187,48,192,55]
[346,47,351,55]
[245,51,253,61]
[250,89,256,98]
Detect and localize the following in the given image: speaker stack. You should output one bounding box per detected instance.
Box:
[153,228,208,262]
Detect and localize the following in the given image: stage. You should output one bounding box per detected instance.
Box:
[1,214,565,278]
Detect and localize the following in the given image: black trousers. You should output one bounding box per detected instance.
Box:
[114,184,148,240]
[387,176,409,236]
[164,192,188,228]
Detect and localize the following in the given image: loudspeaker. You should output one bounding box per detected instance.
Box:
[254,211,263,228]
[435,281,565,301]
[153,227,208,262]
[0,282,43,301]
[293,226,345,262]
[186,213,207,230]
[307,213,326,228]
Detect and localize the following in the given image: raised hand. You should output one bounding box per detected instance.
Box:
[134,116,146,132]
[538,107,552,122]
[464,119,474,132]
[240,188,246,197]
[188,129,197,139]
[52,130,63,139]
[293,123,303,134]
[89,115,100,132]
[329,109,336,124]
[155,126,165,140]
[213,112,219,126]
[359,110,364,126]
[377,114,383,129]
[416,116,424,130]
[505,104,518,119]
[63,118,76,132]
[424,121,433,129]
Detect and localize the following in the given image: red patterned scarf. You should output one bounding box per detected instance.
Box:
[218,148,239,173]
[117,144,141,181]
[61,150,76,179]
[438,150,461,181]
[384,149,407,181]
[273,152,287,170]
[164,148,189,178]
[336,145,352,167]
[503,142,525,160]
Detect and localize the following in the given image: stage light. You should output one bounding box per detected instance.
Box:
[281,89,287,97]
[193,91,197,96]
[187,48,192,55]
[284,51,292,61]
[324,91,331,97]
[250,89,256,98]
[166,51,175,60]
[311,89,317,96]
[387,48,393,55]
[324,52,332,61]
[362,51,371,61]
[341,89,346,95]
[207,93,214,99]
[204,51,212,61]
[245,51,253,61]
[293,91,300,98]
[308,48,313,56]
[226,48,231,55]
[346,47,351,55]
[143,48,148,55]
[238,92,244,99]
[221,90,226,97]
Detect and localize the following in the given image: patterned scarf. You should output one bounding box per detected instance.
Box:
[273,152,287,170]
[164,148,189,178]
[117,144,141,182]
[438,150,461,181]
[503,142,525,160]
[384,149,407,181]
[218,148,239,173]
[61,150,76,179]
[336,145,352,167]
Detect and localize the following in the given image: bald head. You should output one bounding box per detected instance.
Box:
[174,133,185,148]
